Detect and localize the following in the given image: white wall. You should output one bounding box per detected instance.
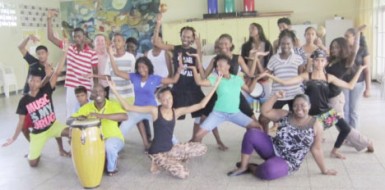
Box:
[0,0,62,94]
[161,0,359,25]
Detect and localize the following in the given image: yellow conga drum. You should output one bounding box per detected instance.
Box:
[71,119,105,189]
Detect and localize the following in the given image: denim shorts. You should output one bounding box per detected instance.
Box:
[200,111,253,131]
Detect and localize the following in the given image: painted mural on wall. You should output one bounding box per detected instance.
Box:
[60,0,160,53]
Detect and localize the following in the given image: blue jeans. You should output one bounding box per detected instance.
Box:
[343,81,365,129]
[105,137,124,172]
[120,111,179,144]
[200,111,253,131]
[120,112,153,136]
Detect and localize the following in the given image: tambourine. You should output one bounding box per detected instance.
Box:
[250,82,264,99]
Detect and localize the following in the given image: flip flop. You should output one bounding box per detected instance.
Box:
[235,162,259,168]
[227,169,249,177]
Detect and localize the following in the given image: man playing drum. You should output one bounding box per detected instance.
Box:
[69,84,128,176]
[2,41,70,167]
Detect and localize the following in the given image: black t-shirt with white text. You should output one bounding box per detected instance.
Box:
[171,45,201,92]
[16,83,56,134]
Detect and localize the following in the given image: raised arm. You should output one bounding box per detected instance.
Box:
[346,25,366,67]
[49,40,68,88]
[175,75,222,117]
[311,120,337,175]
[107,46,130,80]
[2,115,25,147]
[258,72,307,86]
[162,53,183,84]
[194,32,203,63]
[328,65,367,90]
[153,13,174,51]
[204,58,215,78]
[165,50,173,77]
[189,66,212,87]
[18,34,39,56]
[261,91,289,122]
[245,50,270,76]
[47,9,62,47]
[362,55,371,97]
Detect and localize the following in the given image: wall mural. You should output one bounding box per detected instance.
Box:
[60,0,160,53]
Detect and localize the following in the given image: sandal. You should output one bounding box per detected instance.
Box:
[227,169,249,177]
[235,162,259,168]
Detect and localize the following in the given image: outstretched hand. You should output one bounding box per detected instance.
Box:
[44,63,54,77]
[29,34,40,43]
[47,9,58,18]
[194,32,201,46]
[359,64,368,70]
[357,24,367,32]
[322,169,337,176]
[256,72,269,80]
[2,138,15,147]
[247,50,270,60]
[156,13,163,24]
[274,90,285,99]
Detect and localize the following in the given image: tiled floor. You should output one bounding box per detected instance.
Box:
[1,84,385,190]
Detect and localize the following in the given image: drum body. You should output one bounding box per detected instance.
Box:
[71,119,105,189]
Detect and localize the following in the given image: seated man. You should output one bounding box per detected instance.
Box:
[69,84,128,176]
[2,44,70,167]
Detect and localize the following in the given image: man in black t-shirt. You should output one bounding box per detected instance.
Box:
[153,14,206,141]
[3,45,70,167]
[17,34,69,157]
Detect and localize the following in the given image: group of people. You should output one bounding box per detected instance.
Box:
[2,10,374,181]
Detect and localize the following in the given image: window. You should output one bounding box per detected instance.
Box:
[375,0,385,80]
[0,2,17,27]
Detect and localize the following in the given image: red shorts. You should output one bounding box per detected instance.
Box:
[23,113,33,129]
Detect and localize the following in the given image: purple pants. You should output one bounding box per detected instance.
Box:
[242,129,289,180]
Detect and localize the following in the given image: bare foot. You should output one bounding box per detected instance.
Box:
[217,142,229,151]
[150,161,160,174]
[367,141,374,153]
[331,150,346,160]
[59,150,71,158]
[107,170,118,176]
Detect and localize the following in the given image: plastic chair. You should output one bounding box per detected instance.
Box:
[0,63,18,97]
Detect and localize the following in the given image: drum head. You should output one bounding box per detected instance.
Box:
[71,118,101,128]
[250,83,264,98]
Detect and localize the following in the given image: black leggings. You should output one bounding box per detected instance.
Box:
[334,118,351,148]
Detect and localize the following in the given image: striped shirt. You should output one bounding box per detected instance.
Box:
[104,52,136,102]
[267,54,304,100]
[61,42,97,91]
